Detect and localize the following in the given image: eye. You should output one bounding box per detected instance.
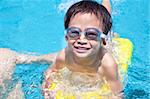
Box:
[86,31,98,40]
[68,30,80,38]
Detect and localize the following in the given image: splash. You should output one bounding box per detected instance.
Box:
[58,0,81,13]
[44,67,113,98]
[57,0,103,13]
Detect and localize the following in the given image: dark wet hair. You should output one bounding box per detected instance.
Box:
[64,0,112,35]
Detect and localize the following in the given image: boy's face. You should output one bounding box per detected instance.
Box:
[66,13,102,58]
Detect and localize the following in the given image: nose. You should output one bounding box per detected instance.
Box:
[77,40,87,45]
[79,32,86,40]
[77,33,88,45]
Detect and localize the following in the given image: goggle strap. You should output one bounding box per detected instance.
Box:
[100,33,107,38]
[64,30,67,35]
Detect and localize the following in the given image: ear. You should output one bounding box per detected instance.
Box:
[101,38,106,45]
[65,35,68,41]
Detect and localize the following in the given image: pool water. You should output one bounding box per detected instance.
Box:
[0,0,149,99]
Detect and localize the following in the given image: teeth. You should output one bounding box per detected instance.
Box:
[75,46,90,50]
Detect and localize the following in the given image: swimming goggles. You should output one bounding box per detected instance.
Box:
[65,27,106,41]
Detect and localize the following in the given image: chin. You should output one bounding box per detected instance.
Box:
[74,52,89,58]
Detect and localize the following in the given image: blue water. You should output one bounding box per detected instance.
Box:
[0,0,149,99]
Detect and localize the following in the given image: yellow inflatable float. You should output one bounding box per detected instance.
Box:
[112,38,133,82]
[46,37,133,99]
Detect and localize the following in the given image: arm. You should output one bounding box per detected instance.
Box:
[101,53,123,98]
[16,52,57,64]
[42,49,65,91]
[0,48,57,65]
[43,49,65,79]
[42,53,64,98]
[102,0,112,14]
[42,63,58,98]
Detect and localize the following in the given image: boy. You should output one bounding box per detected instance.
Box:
[43,0,123,98]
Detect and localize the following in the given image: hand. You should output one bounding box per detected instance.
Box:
[44,67,58,80]
[42,76,52,98]
[42,68,58,98]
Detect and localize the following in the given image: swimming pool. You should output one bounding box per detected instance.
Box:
[0,0,149,98]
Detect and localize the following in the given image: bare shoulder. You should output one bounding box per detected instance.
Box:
[42,49,66,79]
[55,49,66,69]
[102,52,117,68]
[100,52,118,80]
[56,49,66,61]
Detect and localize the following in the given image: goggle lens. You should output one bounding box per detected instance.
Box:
[66,27,101,40]
[67,28,80,39]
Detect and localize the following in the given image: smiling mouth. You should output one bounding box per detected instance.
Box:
[74,46,91,53]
